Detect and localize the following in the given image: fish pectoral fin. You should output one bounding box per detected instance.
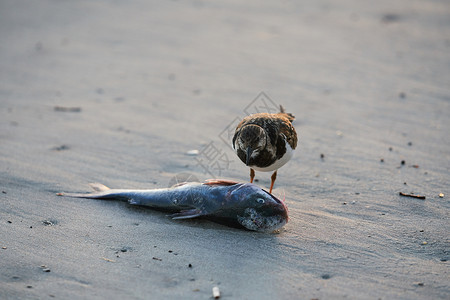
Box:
[203,179,239,186]
[89,183,110,192]
[169,209,204,220]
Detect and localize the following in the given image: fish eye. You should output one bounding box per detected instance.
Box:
[256,198,265,204]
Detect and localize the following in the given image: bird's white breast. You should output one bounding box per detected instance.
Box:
[252,142,294,172]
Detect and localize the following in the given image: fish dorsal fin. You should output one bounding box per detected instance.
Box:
[89,183,110,192]
[203,179,239,186]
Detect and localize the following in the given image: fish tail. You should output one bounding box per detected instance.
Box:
[57,191,115,199]
[57,183,124,200]
[89,183,110,192]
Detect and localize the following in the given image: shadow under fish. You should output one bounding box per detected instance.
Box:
[58,180,288,232]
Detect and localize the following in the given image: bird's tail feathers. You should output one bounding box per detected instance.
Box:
[279,105,295,122]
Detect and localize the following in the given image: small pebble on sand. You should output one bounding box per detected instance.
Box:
[212,286,220,299]
[186,150,199,156]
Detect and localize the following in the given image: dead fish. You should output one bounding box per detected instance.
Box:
[58,180,288,232]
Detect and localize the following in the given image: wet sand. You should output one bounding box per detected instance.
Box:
[1,0,449,299]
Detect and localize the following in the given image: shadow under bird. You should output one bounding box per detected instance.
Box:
[58,180,288,232]
[233,105,298,193]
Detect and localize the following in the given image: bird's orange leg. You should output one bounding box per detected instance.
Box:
[250,168,255,183]
[269,171,277,193]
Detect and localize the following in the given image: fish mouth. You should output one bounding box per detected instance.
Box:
[237,208,288,232]
[261,189,289,221]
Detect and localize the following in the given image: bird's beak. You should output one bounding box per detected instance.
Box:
[246,146,253,166]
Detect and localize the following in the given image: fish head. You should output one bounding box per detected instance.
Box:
[230,184,288,232]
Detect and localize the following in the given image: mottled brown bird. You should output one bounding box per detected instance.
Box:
[232,106,297,193]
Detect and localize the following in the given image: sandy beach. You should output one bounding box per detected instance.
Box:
[1,0,449,299]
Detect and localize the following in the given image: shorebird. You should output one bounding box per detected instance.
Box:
[232,106,297,193]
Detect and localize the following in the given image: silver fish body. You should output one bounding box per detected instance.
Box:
[60,180,288,232]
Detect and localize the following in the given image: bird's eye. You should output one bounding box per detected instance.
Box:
[256,198,265,204]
